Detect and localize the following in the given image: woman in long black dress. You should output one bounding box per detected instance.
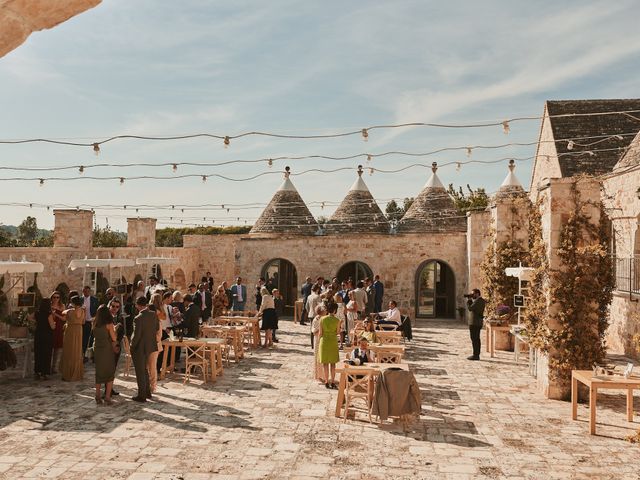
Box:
[34,298,55,380]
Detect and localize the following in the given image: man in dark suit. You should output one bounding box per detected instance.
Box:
[81,285,99,361]
[194,283,212,322]
[205,272,214,292]
[230,277,247,312]
[106,298,124,397]
[466,288,486,361]
[300,276,313,326]
[373,275,384,313]
[130,296,158,402]
[181,294,201,338]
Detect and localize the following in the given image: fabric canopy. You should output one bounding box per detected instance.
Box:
[135,257,179,265]
[68,258,135,271]
[0,260,44,274]
[505,267,534,282]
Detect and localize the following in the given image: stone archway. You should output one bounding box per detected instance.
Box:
[336,261,373,285]
[173,268,186,291]
[261,258,297,316]
[415,259,456,319]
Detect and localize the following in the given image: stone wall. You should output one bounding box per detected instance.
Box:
[530,110,562,202]
[127,218,157,249]
[466,210,491,293]
[53,209,93,249]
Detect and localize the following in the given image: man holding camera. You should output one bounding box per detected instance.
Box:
[466,288,485,361]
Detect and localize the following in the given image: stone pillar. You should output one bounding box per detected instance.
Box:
[127,218,157,249]
[466,209,491,297]
[53,209,93,249]
[537,177,601,399]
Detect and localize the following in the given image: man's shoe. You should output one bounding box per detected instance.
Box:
[273,338,279,343]
[299,322,307,326]
[146,393,152,399]
[131,396,147,403]
[111,389,120,396]
[467,355,480,361]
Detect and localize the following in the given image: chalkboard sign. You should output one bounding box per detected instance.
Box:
[17,293,36,308]
[513,294,526,308]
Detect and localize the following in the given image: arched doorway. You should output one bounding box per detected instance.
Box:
[261,259,298,316]
[336,261,373,285]
[173,268,186,291]
[416,260,456,318]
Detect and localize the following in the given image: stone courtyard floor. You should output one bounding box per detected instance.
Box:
[1,319,640,480]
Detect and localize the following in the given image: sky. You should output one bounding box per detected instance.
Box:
[1,0,640,231]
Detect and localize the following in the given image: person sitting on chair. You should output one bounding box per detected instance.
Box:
[360,319,378,343]
[376,300,401,329]
[349,337,374,365]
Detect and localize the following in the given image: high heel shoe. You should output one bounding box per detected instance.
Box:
[103,397,113,406]
[95,395,103,405]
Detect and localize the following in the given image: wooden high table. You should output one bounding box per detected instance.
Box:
[214,316,261,347]
[202,325,245,361]
[571,369,640,435]
[334,362,409,417]
[159,337,225,382]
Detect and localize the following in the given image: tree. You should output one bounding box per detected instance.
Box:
[16,216,39,246]
[34,231,53,247]
[0,228,14,247]
[447,184,489,213]
[93,226,127,247]
[385,197,414,221]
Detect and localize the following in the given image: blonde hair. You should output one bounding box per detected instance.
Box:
[260,286,270,296]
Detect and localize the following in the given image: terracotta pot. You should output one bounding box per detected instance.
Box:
[8,325,28,338]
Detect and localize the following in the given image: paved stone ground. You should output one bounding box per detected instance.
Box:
[1,319,640,480]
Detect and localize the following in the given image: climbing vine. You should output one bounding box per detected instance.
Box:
[543,182,614,391]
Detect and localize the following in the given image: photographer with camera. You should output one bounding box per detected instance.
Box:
[465,288,485,361]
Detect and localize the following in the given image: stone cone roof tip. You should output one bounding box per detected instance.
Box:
[397,162,467,233]
[497,160,525,196]
[250,167,318,235]
[325,166,389,234]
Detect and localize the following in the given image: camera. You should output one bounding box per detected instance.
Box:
[463,293,474,298]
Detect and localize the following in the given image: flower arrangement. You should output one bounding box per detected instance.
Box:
[1,310,36,333]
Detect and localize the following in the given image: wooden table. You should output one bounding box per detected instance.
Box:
[343,344,406,362]
[202,325,245,361]
[375,331,402,345]
[334,362,410,417]
[294,300,303,324]
[214,316,261,347]
[5,338,33,378]
[571,369,640,435]
[160,337,225,382]
[484,322,512,358]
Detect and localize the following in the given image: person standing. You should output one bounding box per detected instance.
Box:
[300,277,313,326]
[256,287,277,348]
[231,277,247,312]
[107,298,123,397]
[255,277,265,310]
[147,293,164,393]
[466,288,486,361]
[373,275,384,313]
[81,286,99,362]
[34,298,55,380]
[205,271,214,292]
[318,301,340,389]
[305,285,322,348]
[50,291,66,374]
[181,294,201,338]
[212,284,229,318]
[92,305,117,405]
[223,281,233,312]
[353,281,367,320]
[364,278,376,317]
[311,304,327,384]
[130,296,158,402]
[60,296,85,382]
[194,283,212,323]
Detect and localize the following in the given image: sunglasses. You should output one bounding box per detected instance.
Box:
[52,296,60,299]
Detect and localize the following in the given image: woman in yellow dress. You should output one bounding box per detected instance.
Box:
[60,296,85,381]
[318,301,340,389]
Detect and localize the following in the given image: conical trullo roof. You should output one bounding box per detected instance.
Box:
[496,159,526,198]
[324,166,389,234]
[250,167,318,235]
[397,162,467,233]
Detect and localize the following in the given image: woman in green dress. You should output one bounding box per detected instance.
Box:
[92,305,117,405]
[318,301,340,389]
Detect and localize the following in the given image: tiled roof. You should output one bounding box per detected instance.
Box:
[250,168,318,235]
[546,99,640,177]
[397,162,466,233]
[324,166,389,234]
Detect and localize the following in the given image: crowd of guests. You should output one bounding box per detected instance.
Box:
[30,271,287,404]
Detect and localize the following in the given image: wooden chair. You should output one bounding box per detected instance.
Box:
[343,368,374,423]
[376,351,403,364]
[207,328,232,365]
[121,337,132,377]
[378,333,402,345]
[184,345,208,384]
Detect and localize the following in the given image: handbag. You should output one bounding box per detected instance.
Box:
[85,346,94,360]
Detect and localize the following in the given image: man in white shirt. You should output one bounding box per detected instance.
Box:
[305,285,322,348]
[353,281,368,319]
[81,286,98,361]
[377,300,401,328]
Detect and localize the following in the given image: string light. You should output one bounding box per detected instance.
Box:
[466,147,472,157]
[369,168,374,176]
[567,141,574,150]
[502,120,510,134]
[367,154,372,162]
[93,143,100,155]
[79,165,84,174]
[224,136,230,148]
[119,177,124,185]
[39,179,44,186]
[172,164,178,172]
[361,128,369,141]
[268,159,273,167]
[456,162,462,172]
[202,175,207,183]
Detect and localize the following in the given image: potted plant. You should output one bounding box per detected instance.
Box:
[2,310,35,338]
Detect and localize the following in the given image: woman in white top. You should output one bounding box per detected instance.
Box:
[334,293,346,349]
[256,287,277,348]
[345,290,358,346]
[311,303,327,383]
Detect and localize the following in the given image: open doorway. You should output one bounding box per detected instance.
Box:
[416,259,456,318]
[261,258,298,316]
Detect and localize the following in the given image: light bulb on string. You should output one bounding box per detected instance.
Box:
[502,120,510,134]
[321,202,325,210]
[361,128,369,142]
[92,143,100,155]
[466,147,472,157]
[369,168,374,176]
[119,177,125,185]
[456,162,462,172]
[227,208,230,213]
[267,159,273,167]
[29,203,33,208]
[567,140,574,150]
[172,164,178,172]
[79,165,84,174]
[221,204,224,209]
[223,136,230,148]
[46,206,50,211]
[366,154,372,162]
[181,209,184,213]
[202,175,207,183]
[39,179,44,186]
